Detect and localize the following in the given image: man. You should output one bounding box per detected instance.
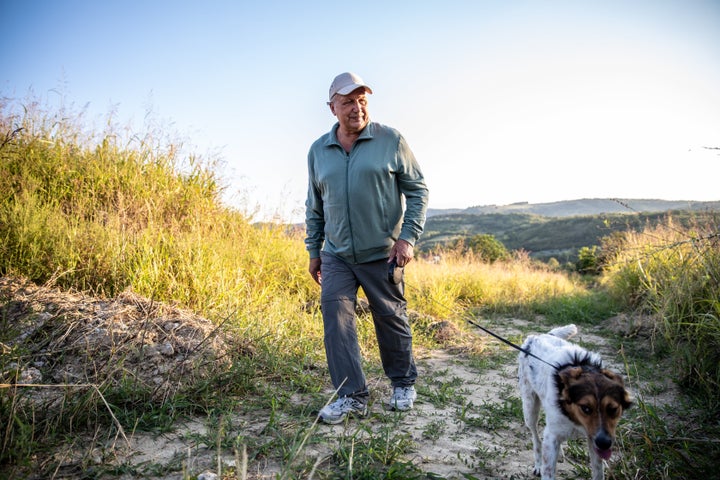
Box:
[305,72,429,424]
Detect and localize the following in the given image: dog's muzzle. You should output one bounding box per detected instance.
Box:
[593,431,613,460]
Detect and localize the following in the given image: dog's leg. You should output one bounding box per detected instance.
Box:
[587,438,605,480]
[541,428,561,480]
[522,391,542,476]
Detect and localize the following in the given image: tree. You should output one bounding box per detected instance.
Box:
[576,245,600,274]
[466,234,509,263]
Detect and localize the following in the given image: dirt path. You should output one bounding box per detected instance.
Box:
[110,322,636,480]
[110,347,536,479]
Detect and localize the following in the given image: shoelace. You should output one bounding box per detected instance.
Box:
[394,387,414,399]
[333,397,361,410]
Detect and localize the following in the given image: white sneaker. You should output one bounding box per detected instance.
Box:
[319,396,368,424]
[387,386,417,411]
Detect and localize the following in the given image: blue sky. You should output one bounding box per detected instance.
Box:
[3,0,719,222]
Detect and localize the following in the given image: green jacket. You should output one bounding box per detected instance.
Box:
[305,121,429,264]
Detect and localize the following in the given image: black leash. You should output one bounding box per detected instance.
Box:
[465,318,558,369]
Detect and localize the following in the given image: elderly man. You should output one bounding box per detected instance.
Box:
[305,72,429,424]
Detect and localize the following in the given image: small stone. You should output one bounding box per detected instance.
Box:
[19,367,43,384]
[158,342,174,356]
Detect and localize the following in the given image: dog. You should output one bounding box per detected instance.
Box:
[518,324,632,480]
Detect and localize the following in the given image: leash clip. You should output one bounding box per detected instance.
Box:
[388,259,404,284]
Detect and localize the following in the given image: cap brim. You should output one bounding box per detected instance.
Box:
[336,84,373,96]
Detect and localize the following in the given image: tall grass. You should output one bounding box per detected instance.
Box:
[408,248,614,325]
[600,215,720,408]
[0,98,317,325]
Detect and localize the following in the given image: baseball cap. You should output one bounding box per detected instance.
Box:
[328,72,373,101]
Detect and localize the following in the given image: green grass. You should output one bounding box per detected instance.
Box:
[2,97,719,479]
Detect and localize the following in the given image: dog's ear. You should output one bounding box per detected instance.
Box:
[559,366,584,383]
[557,366,584,405]
[601,369,622,383]
[601,368,634,410]
[622,390,634,410]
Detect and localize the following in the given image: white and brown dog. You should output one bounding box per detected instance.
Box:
[518,324,632,480]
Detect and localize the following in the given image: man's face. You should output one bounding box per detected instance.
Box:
[330,88,370,134]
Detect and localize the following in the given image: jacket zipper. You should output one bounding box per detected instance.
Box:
[344,148,357,263]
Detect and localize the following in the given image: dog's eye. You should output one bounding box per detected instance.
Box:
[606,406,618,417]
[581,405,593,415]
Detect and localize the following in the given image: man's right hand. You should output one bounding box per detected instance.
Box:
[309,257,322,285]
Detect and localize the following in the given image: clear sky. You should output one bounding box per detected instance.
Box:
[3,0,719,222]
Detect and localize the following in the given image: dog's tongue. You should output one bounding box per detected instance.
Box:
[596,447,612,460]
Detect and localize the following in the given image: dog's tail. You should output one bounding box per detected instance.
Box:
[548,324,577,339]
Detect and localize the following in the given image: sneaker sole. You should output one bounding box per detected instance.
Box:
[388,405,413,411]
[385,401,414,411]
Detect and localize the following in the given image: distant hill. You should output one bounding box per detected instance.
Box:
[419,198,720,263]
[427,198,720,218]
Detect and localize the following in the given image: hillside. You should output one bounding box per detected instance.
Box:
[419,199,720,262]
[426,198,720,218]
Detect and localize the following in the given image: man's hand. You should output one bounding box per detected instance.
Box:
[309,257,322,285]
[389,239,414,267]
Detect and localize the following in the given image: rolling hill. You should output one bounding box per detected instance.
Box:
[419,198,720,263]
[427,198,720,218]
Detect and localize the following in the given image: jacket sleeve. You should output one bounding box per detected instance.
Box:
[304,150,325,258]
[396,135,429,245]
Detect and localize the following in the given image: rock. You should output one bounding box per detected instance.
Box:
[19,367,43,384]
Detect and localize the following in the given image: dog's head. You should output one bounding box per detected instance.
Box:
[556,363,633,460]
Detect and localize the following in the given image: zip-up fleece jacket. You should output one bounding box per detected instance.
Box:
[305,121,429,264]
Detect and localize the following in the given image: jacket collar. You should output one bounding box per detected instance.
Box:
[325,121,375,148]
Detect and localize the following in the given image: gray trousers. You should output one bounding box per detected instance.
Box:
[320,252,417,401]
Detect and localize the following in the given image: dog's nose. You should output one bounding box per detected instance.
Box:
[594,431,613,451]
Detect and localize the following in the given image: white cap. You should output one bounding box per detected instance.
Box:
[328,72,373,101]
